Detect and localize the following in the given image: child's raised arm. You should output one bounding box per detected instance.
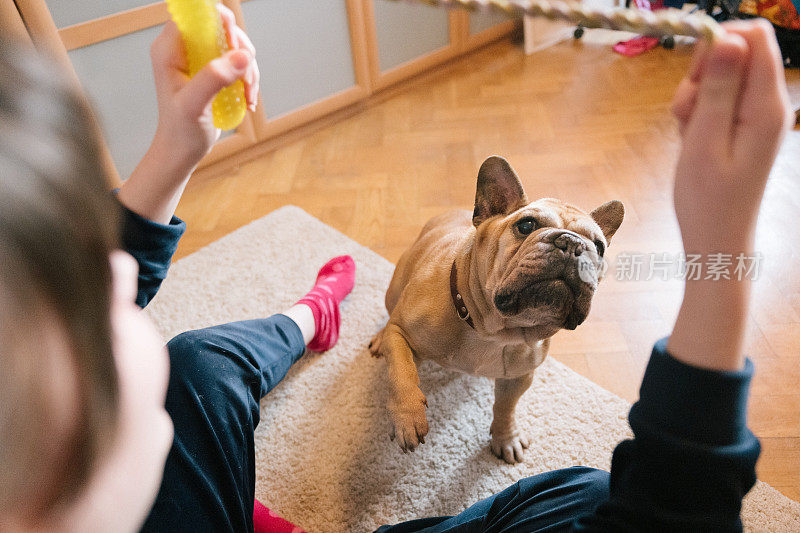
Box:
[117,4,259,225]
[574,22,791,531]
[668,21,792,371]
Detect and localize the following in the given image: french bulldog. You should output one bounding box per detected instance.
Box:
[368,156,624,463]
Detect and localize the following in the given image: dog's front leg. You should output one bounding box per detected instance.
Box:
[375,324,429,452]
[490,373,534,463]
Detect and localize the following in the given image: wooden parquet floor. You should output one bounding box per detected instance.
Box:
[176,31,800,502]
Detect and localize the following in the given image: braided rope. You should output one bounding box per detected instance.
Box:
[393,0,724,41]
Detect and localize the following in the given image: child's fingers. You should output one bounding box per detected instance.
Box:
[217,3,238,52]
[181,49,251,119]
[217,3,255,60]
[158,4,258,115]
[683,33,748,153]
[726,21,786,118]
[245,55,259,110]
[671,77,698,135]
[670,40,707,135]
[232,25,256,58]
[688,39,708,83]
[216,4,258,109]
[231,26,259,109]
[725,21,792,153]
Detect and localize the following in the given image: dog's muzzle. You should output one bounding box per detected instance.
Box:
[493,230,599,328]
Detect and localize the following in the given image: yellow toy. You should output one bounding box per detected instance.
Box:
[165,0,247,130]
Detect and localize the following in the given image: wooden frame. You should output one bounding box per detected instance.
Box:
[362,0,466,92]
[14,0,258,175]
[361,1,518,92]
[52,0,375,158]
[10,0,517,180]
[242,0,372,141]
[58,3,169,50]
[14,0,123,182]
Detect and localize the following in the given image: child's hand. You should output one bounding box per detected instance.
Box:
[149,4,259,167]
[667,22,791,369]
[118,5,258,224]
[671,21,792,254]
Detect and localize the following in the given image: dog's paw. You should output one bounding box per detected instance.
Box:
[388,388,429,452]
[490,427,530,464]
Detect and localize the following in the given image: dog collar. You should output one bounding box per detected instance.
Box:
[450,261,475,330]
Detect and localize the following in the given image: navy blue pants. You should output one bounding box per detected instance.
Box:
[138,313,609,533]
[377,467,610,533]
[140,314,306,532]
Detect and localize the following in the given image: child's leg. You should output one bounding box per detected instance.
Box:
[141,256,354,532]
[375,467,609,532]
[282,303,315,345]
[140,315,304,532]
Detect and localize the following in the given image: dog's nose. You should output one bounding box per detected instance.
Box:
[553,232,585,257]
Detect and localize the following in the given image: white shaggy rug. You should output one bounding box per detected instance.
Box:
[145,206,800,532]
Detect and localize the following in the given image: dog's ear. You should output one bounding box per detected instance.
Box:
[473,156,528,227]
[590,200,625,241]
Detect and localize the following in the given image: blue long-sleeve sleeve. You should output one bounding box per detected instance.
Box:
[574,337,760,532]
[118,202,186,308]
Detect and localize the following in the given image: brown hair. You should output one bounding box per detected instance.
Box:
[0,38,121,519]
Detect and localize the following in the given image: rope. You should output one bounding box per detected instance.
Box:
[391,0,724,41]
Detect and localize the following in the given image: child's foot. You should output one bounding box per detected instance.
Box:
[253,499,306,533]
[296,256,356,352]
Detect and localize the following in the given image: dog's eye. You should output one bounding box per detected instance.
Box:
[515,218,536,236]
[594,240,605,257]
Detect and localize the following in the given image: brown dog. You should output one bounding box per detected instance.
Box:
[369,156,624,463]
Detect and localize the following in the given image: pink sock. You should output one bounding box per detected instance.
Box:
[253,499,305,533]
[296,255,355,352]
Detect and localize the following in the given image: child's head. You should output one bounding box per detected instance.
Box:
[0,39,172,530]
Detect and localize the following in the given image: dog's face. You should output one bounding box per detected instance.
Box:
[471,156,624,338]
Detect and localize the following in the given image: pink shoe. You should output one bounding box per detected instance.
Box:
[613,36,659,57]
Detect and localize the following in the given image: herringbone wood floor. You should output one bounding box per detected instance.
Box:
[175,31,800,502]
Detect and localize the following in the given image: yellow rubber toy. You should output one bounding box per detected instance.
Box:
[165,0,247,130]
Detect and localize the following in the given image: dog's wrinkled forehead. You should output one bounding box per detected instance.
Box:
[509,198,605,242]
